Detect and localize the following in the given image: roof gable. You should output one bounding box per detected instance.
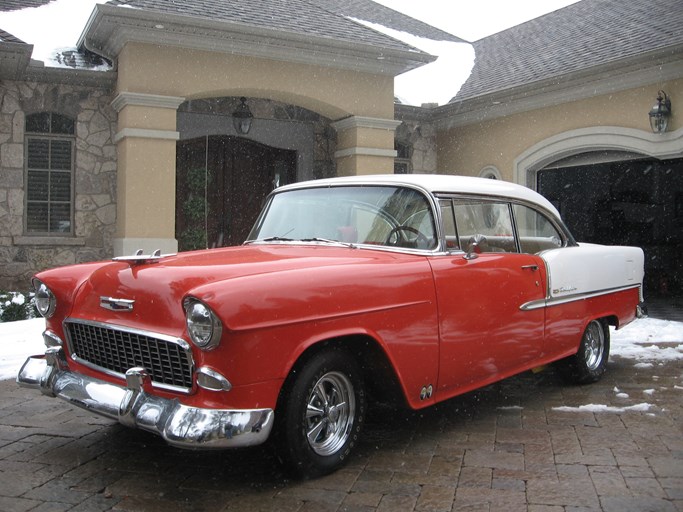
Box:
[80,0,438,75]
[452,0,683,102]
[106,0,433,55]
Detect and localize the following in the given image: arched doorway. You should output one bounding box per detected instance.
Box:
[176,135,296,250]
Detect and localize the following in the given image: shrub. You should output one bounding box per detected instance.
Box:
[0,291,37,322]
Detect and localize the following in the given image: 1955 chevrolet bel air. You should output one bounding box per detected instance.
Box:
[18,174,645,477]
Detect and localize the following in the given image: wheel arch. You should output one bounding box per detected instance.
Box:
[276,334,408,411]
[601,314,619,329]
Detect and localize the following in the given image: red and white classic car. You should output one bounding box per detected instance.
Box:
[18,174,645,477]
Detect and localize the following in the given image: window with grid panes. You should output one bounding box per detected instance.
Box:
[25,113,75,234]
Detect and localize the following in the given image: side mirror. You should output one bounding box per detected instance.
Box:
[463,234,486,260]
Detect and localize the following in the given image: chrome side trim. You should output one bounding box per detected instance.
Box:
[17,352,274,450]
[520,284,642,311]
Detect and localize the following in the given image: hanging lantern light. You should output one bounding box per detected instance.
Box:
[232,97,253,135]
[648,90,672,134]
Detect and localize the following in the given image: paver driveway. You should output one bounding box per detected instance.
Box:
[1,351,681,511]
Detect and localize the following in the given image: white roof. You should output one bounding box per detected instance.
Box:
[280,174,561,219]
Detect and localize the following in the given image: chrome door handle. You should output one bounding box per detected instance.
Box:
[521,264,539,271]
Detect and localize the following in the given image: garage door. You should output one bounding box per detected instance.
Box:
[537,157,683,297]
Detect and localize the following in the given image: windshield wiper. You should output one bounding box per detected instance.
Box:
[244,236,295,244]
[300,237,356,248]
[263,236,295,242]
[245,236,355,248]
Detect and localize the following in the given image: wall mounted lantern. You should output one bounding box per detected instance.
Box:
[648,90,672,134]
[232,97,253,135]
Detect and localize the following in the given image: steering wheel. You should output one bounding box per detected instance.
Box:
[385,225,430,248]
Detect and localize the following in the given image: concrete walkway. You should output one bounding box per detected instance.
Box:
[1,353,681,511]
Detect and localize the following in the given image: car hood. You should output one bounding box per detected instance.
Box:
[65,244,426,334]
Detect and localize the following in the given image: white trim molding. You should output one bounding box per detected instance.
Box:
[111,92,186,112]
[331,116,402,132]
[113,128,180,143]
[334,147,397,159]
[514,126,683,188]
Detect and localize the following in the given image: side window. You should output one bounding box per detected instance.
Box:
[439,199,458,249]
[512,204,563,253]
[25,112,75,234]
[453,200,516,253]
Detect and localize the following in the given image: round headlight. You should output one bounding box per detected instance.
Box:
[184,298,222,350]
[33,279,56,318]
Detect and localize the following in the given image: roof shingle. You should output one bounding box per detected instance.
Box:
[0,0,53,12]
[106,0,440,53]
[0,28,26,43]
[452,0,683,102]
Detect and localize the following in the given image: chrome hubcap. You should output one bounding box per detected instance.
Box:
[584,321,604,370]
[305,371,355,456]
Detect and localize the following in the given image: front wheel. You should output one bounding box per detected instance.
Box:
[276,349,366,478]
[558,319,610,384]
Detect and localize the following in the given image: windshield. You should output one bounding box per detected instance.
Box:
[248,185,438,250]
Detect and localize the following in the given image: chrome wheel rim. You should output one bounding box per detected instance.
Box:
[583,321,605,371]
[305,371,355,456]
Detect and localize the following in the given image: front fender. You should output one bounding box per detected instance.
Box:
[190,258,440,408]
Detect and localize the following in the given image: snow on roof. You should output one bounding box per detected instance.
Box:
[350,18,474,106]
[0,0,470,105]
[0,0,110,69]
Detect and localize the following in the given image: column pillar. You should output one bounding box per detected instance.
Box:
[111,92,185,256]
[331,116,401,176]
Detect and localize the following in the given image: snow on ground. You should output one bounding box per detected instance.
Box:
[553,403,654,414]
[0,318,45,380]
[1,316,682,382]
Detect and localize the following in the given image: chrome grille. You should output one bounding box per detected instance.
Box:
[65,320,193,391]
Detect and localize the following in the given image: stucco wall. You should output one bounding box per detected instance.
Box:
[116,43,396,120]
[437,78,683,182]
[0,80,117,291]
[110,42,400,254]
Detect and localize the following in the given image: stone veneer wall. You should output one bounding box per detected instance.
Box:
[395,119,437,174]
[0,80,117,291]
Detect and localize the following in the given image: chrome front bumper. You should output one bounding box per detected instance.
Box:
[16,348,274,449]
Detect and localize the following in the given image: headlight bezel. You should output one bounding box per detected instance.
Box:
[183,297,222,351]
[33,279,56,318]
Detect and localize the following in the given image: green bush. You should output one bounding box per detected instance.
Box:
[0,291,37,322]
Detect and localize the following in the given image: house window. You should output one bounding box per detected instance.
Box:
[394,140,412,174]
[25,113,75,234]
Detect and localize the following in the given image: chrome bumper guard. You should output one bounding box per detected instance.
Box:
[16,348,274,449]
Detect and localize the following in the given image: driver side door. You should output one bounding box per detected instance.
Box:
[430,198,547,397]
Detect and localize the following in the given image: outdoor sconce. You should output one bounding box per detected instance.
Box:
[232,97,253,135]
[648,90,672,134]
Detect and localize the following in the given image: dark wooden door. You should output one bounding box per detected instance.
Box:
[176,136,296,250]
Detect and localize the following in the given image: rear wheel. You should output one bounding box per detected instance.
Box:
[558,319,610,384]
[276,349,366,478]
